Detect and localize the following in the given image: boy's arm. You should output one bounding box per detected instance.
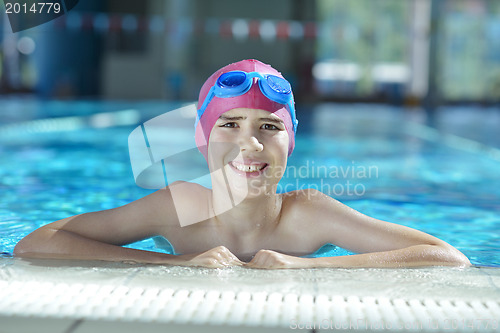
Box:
[247,190,471,269]
[16,224,241,267]
[14,186,242,267]
[246,243,470,269]
[14,188,177,263]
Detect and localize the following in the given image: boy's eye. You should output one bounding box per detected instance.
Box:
[261,123,279,130]
[220,122,237,128]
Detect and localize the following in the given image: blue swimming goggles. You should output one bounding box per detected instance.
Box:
[196,71,298,132]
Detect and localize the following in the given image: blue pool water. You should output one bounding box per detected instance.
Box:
[0,99,499,267]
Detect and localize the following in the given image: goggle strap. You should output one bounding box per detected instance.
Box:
[195,87,216,127]
[287,100,298,132]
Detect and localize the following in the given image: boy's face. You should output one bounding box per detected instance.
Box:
[207,108,289,199]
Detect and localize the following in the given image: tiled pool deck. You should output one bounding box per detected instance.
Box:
[0,258,499,332]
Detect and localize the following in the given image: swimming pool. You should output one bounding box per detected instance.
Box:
[0,99,498,267]
[1,99,499,332]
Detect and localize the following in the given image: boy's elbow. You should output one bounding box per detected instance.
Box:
[13,237,33,257]
[435,244,471,267]
[451,251,472,267]
[13,228,54,258]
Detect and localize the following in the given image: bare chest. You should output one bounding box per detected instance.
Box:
[164,211,322,259]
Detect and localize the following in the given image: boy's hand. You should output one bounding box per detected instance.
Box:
[172,246,244,268]
[245,249,312,269]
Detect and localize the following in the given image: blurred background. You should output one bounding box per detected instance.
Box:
[1,0,500,108]
[1,0,500,266]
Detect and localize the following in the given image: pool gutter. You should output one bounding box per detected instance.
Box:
[0,258,499,332]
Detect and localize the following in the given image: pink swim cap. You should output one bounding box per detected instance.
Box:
[195,59,296,161]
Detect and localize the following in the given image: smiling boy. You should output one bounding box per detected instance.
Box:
[14,59,471,269]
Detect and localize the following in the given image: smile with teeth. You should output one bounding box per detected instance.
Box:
[229,161,268,173]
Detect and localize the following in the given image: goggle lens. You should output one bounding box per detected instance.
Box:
[266,75,291,95]
[218,71,247,88]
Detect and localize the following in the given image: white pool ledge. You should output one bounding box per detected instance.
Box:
[0,258,499,332]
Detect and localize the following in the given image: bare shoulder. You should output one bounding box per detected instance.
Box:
[281,188,353,216]
[159,181,212,228]
[278,188,365,248]
[123,181,210,227]
[272,189,341,252]
[278,189,334,231]
[280,188,451,255]
[160,181,210,199]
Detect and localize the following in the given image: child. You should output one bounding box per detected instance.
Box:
[14,59,471,269]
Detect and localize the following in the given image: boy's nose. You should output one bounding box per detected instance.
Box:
[239,132,263,152]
